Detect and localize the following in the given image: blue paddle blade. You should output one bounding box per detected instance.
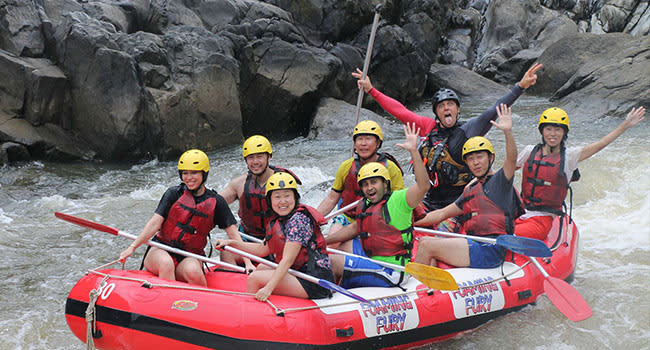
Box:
[497,235,552,257]
[318,279,370,304]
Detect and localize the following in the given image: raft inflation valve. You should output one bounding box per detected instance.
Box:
[336,327,354,337]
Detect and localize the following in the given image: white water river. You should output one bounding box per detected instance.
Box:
[1,96,648,349]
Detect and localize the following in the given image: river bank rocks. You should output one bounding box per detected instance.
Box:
[0,0,648,164]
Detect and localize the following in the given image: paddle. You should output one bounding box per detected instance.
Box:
[415,227,552,258]
[325,199,360,221]
[353,4,382,126]
[219,244,370,303]
[239,232,458,291]
[529,257,592,322]
[54,212,245,273]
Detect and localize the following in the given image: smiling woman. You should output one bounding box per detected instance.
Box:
[214,171,336,301]
[117,149,241,287]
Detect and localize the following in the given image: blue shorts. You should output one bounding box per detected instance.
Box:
[467,239,506,268]
[340,239,405,289]
[331,214,352,227]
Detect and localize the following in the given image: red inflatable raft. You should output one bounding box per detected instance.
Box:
[65,216,580,349]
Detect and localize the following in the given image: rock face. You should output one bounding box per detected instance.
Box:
[0,0,648,164]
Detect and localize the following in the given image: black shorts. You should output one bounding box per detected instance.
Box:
[297,265,334,299]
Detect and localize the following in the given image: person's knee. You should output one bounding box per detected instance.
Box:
[175,262,205,286]
[246,272,265,292]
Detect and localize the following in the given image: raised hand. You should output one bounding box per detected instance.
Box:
[519,62,543,89]
[396,122,420,152]
[623,106,646,128]
[352,68,374,93]
[491,103,513,132]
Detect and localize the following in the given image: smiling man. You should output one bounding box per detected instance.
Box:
[413,104,524,269]
[219,135,301,271]
[325,123,430,288]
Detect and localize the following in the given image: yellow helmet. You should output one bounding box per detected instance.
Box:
[265,172,298,195]
[353,120,383,141]
[462,136,494,160]
[242,135,273,158]
[357,162,390,184]
[538,107,570,132]
[178,149,210,172]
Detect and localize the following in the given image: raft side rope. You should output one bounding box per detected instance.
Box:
[85,275,109,350]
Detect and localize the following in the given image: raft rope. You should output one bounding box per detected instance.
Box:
[86,275,109,350]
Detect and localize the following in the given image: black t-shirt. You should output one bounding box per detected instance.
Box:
[455,168,521,217]
[155,184,237,229]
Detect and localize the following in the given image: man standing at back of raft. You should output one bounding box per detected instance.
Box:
[219,135,301,271]
[353,63,541,230]
[326,123,430,288]
[119,149,241,287]
[414,105,523,269]
[514,105,646,240]
[317,120,405,239]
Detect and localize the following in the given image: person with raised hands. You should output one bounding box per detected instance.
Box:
[514,106,646,240]
[215,172,334,301]
[325,123,430,288]
[414,104,524,269]
[353,63,542,231]
[119,149,241,287]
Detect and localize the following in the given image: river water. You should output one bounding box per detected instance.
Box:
[1,96,648,349]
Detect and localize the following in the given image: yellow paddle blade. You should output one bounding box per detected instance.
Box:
[405,262,458,291]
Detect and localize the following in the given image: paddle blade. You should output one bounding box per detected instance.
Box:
[405,263,458,291]
[543,276,593,322]
[497,235,552,257]
[318,279,370,304]
[55,212,119,236]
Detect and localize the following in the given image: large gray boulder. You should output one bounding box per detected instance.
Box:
[537,32,650,118]
[475,0,577,84]
[0,111,94,161]
[427,63,510,102]
[0,0,45,57]
[308,97,386,140]
[238,37,341,137]
[54,12,144,159]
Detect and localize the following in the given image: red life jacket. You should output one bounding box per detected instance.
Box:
[264,204,328,270]
[157,189,216,256]
[458,180,514,236]
[238,166,301,238]
[355,197,412,258]
[341,152,401,219]
[521,144,568,215]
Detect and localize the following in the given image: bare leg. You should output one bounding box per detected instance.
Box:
[176,257,207,287]
[246,269,308,299]
[414,237,471,267]
[329,239,353,282]
[219,250,239,264]
[143,247,176,281]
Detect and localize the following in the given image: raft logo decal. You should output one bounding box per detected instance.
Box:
[358,295,419,337]
[171,300,198,311]
[447,277,505,319]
